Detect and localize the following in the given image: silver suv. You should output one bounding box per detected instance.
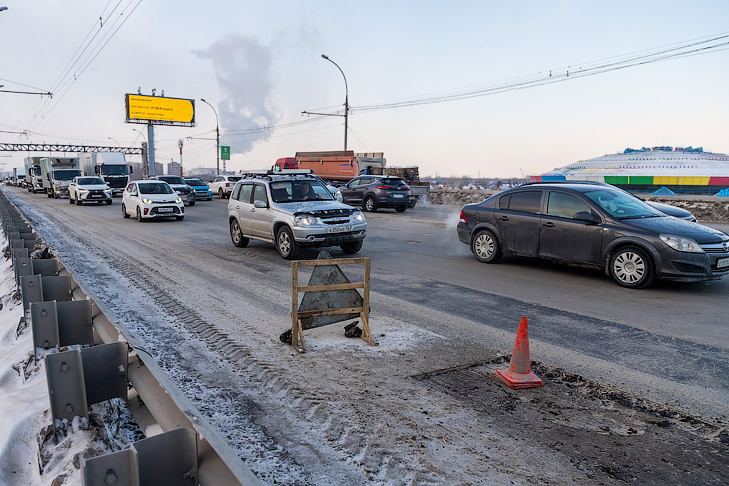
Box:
[227,172,367,259]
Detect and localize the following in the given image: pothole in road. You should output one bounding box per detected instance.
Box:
[414,357,729,484]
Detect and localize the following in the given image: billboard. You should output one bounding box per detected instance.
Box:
[125,94,195,127]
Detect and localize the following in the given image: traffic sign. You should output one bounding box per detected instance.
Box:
[221,146,230,160]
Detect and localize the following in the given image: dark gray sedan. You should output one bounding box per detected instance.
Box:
[457,182,729,288]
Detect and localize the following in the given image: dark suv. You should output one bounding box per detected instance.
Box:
[457,182,729,288]
[340,175,415,212]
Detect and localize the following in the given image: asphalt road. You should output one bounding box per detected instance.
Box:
[5,187,729,482]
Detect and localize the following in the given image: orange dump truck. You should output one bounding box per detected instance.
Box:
[273,151,386,183]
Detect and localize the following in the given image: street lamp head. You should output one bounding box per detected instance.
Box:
[321,54,329,60]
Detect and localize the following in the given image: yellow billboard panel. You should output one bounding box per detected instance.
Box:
[125,94,195,126]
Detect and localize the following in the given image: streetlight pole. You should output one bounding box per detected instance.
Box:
[107,136,121,148]
[132,128,149,178]
[200,98,220,175]
[321,54,349,151]
[178,139,184,177]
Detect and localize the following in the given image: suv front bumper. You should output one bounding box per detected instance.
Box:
[293,222,367,246]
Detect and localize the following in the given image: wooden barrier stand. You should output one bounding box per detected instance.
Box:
[291,257,377,353]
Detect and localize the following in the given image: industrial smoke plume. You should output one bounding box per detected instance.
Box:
[193,34,279,155]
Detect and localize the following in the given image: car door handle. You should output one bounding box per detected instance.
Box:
[543,222,555,228]
[499,216,509,221]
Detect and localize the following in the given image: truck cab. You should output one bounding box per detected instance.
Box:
[40,157,82,198]
[78,152,130,196]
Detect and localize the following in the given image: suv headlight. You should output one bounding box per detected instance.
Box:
[103,188,112,193]
[142,198,153,204]
[78,189,89,194]
[660,234,703,253]
[352,210,365,222]
[295,215,318,226]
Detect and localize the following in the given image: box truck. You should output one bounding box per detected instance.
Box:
[78,152,130,195]
[24,157,44,193]
[40,157,81,198]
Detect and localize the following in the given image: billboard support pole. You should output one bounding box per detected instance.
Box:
[147,122,156,176]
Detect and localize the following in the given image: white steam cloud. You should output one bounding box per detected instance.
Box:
[193,34,278,155]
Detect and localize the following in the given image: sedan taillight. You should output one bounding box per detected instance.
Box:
[459,210,467,224]
[226,183,230,187]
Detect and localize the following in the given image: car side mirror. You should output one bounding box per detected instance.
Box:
[253,200,268,209]
[573,211,600,224]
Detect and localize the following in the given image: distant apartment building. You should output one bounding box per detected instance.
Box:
[167,161,181,177]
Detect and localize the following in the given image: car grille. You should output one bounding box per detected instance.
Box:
[309,209,351,217]
[700,242,729,254]
[86,190,107,197]
[107,179,127,188]
[150,206,180,215]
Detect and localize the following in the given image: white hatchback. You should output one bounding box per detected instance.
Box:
[121,180,185,221]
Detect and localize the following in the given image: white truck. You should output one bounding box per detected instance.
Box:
[78,152,130,196]
[40,157,81,198]
[13,167,26,187]
[24,157,44,193]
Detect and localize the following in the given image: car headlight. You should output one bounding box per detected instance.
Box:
[78,189,89,194]
[295,215,318,225]
[175,198,182,204]
[352,210,365,222]
[142,198,153,204]
[103,189,112,193]
[660,234,703,253]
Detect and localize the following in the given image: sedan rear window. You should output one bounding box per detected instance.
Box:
[228,176,242,182]
[506,191,542,213]
[185,179,205,186]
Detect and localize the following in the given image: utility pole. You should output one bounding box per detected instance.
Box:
[200,98,220,175]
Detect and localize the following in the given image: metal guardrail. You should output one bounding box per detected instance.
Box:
[0,189,263,486]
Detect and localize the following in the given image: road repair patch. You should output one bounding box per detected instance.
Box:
[414,357,729,484]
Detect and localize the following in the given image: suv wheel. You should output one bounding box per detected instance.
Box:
[471,229,502,263]
[609,246,654,288]
[364,196,377,212]
[69,195,74,204]
[230,219,249,248]
[276,226,298,259]
[122,203,130,218]
[340,240,363,254]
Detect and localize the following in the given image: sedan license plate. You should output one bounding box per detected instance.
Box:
[157,207,173,213]
[717,257,729,269]
[327,226,351,234]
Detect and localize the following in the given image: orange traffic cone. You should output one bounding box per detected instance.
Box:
[495,317,543,389]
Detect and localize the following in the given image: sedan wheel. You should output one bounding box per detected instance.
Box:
[609,246,654,288]
[471,230,502,263]
[136,207,143,222]
[219,188,224,199]
[122,203,130,218]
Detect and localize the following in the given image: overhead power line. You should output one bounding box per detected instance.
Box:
[352,32,729,113]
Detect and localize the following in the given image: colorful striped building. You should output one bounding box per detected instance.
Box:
[532,146,729,195]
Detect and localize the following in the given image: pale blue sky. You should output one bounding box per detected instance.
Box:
[2,1,728,177]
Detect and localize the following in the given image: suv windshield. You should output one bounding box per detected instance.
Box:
[584,189,663,219]
[100,164,129,175]
[158,176,185,185]
[185,179,205,186]
[139,183,174,195]
[54,169,81,181]
[270,180,334,203]
[78,177,105,185]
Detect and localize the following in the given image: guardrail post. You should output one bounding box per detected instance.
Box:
[20,274,43,311]
[45,342,128,430]
[30,301,60,350]
[82,428,197,486]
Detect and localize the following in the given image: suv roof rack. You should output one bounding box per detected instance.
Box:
[238,169,317,181]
